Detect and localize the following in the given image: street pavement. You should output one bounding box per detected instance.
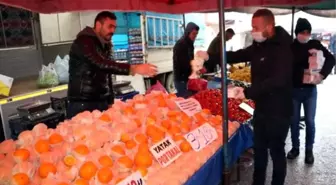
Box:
[232,75,336,185]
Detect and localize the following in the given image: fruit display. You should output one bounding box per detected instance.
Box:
[0,91,241,185]
[229,66,251,83]
[193,89,255,122]
[228,98,255,122]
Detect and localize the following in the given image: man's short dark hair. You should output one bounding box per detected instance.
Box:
[252,9,275,24]
[94,11,117,26]
[226,28,235,35]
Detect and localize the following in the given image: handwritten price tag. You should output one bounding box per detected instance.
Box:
[116,171,145,185]
[150,137,182,167]
[175,98,202,117]
[239,102,254,115]
[184,123,218,152]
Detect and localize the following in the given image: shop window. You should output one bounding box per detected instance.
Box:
[0,5,35,49]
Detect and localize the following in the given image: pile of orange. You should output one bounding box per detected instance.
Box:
[34,139,50,154]
[117,156,133,169]
[13,148,30,162]
[79,161,98,180]
[74,144,90,156]
[12,173,30,185]
[97,167,113,183]
[134,152,153,168]
[98,155,113,168]
[39,162,57,178]
[48,133,64,145]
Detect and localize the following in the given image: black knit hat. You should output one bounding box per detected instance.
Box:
[295,18,312,36]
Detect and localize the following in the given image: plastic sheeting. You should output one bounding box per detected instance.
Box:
[0,0,321,14]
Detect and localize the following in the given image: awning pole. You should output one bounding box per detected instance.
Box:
[218,0,231,184]
[291,6,295,39]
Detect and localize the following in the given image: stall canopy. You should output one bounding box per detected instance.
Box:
[0,0,322,14]
[230,0,336,17]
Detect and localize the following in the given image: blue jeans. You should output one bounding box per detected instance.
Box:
[291,87,317,150]
[174,80,192,98]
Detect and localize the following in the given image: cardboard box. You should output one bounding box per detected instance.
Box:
[0,74,14,97]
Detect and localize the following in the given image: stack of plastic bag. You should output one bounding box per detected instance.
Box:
[187,51,208,91]
[146,81,167,94]
[54,55,69,84]
[37,63,60,88]
[303,49,325,84]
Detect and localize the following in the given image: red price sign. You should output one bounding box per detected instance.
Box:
[184,123,218,152]
[150,137,182,167]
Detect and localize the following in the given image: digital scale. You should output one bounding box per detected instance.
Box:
[17,101,55,121]
[113,80,136,96]
[8,101,64,140]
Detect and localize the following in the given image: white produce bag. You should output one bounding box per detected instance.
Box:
[37,63,60,88]
[54,55,69,84]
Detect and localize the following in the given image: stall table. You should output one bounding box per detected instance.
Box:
[184,123,253,185]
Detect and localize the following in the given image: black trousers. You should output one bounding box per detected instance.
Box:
[66,100,110,119]
[252,113,290,185]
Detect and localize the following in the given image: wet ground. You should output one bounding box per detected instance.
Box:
[231,75,336,185]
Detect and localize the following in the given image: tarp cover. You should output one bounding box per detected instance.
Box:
[0,0,321,14]
[229,0,336,17]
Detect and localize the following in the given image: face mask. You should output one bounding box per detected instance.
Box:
[297,34,310,44]
[252,32,267,43]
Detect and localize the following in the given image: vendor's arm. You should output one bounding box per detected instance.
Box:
[75,37,156,76]
[207,46,252,67]
[76,36,131,75]
[244,46,292,100]
[313,40,336,79]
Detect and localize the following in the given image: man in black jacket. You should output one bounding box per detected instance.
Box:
[209,9,292,185]
[67,11,157,119]
[173,22,199,98]
[287,18,335,164]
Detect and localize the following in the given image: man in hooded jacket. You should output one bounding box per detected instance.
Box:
[208,9,293,185]
[173,22,199,98]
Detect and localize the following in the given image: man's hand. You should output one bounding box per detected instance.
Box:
[130,63,158,77]
[313,73,324,84]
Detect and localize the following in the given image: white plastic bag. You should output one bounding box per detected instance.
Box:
[303,49,325,84]
[308,49,325,71]
[54,55,69,84]
[37,63,60,88]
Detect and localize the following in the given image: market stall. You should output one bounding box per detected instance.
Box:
[0,0,324,184]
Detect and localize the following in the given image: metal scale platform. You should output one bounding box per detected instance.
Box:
[113,81,139,101]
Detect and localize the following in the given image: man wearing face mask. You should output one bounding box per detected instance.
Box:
[287,18,335,164]
[67,11,158,118]
[208,9,293,185]
[173,22,199,98]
